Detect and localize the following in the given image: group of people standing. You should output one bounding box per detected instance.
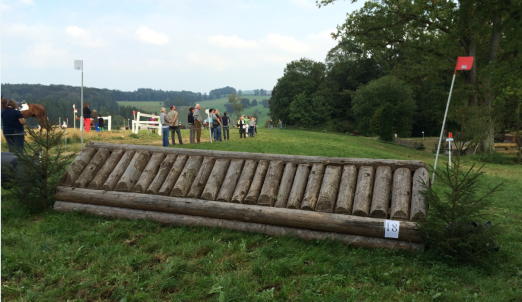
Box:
[82,103,106,132]
[160,105,184,147]
[208,108,230,141]
[238,115,258,138]
[269,119,283,130]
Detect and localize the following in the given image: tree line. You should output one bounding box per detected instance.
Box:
[269,0,522,151]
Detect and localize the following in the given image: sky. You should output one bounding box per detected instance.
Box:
[1,0,364,94]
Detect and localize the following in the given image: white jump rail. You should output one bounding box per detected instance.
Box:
[132,112,161,135]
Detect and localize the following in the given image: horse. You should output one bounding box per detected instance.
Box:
[1,97,50,131]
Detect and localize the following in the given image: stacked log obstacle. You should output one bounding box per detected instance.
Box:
[54,142,430,251]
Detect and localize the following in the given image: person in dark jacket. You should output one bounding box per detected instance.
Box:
[83,103,92,132]
[238,116,247,138]
[1,99,27,152]
[222,112,230,140]
[188,107,195,144]
[98,114,105,132]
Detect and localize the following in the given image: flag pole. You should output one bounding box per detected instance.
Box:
[432,72,457,185]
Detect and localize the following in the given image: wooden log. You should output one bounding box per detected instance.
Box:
[369,166,392,219]
[315,165,342,213]
[58,147,97,186]
[334,165,358,214]
[244,160,269,204]
[54,186,422,243]
[286,164,310,209]
[230,160,257,204]
[73,148,110,188]
[216,159,245,202]
[158,155,188,196]
[170,156,203,197]
[87,149,125,190]
[87,142,429,171]
[115,151,152,192]
[200,158,231,201]
[352,166,375,217]
[54,201,424,252]
[274,163,297,208]
[145,154,177,195]
[390,168,412,221]
[300,164,326,211]
[257,161,284,207]
[101,150,136,191]
[410,168,428,221]
[187,157,216,199]
[133,153,166,193]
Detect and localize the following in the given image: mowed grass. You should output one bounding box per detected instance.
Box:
[2,129,522,301]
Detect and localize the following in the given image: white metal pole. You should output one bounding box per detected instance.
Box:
[80,70,84,150]
[449,141,452,169]
[432,73,456,184]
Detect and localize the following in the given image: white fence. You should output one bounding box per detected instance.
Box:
[132,112,162,135]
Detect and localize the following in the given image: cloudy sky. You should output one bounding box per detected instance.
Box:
[1,0,363,94]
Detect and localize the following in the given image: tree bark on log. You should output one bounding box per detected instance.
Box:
[300,164,326,211]
[200,159,231,201]
[87,149,125,190]
[335,165,357,214]
[54,187,422,242]
[58,147,97,186]
[244,160,269,205]
[86,142,428,171]
[133,153,165,193]
[187,157,216,199]
[286,164,310,209]
[231,160,257,204]
[54,201,424,252]
[171,156,203,197]
[410,168,428,221]
[352,166,375,217]
[115,151,152,192]
[216,159,245,202]
[73,148,110,188]
[101,150,136,191]
[315,165,342,213]
[390,168,412,221]
[257,161,284,207]
[145,154,177,195]
[158,155,188,196]
[274,163,297,208]
[370,166,392,219]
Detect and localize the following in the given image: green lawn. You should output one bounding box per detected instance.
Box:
[118,95,271,128]
[2,129,521,301]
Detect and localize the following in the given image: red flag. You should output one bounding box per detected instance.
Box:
[449,132,453,139]
[133,110,136,114]
[455,57,474,71]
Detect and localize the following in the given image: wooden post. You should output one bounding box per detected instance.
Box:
[73,148,110,188]
[300,164,326,211]
[244,160,269,204]
[410,167,428,221]
[101,150,136,191]
[58,147,97,186]
[87,149,125,190]
[54,186,422,242]
[170,156,203,197]
[216,159,245,202]
[390,168,412,221]
[286,164,310,209]
[352,166,375,217]
[257,161,284,207]
[187,157,216,199]
[158,155,188,195]
[201,158,231,201]
[315,165,342,213]
[335,165,358,214]
[369,166,392,219]
[115,151,152,192]
[274,163,297,208]
[145,154,177,195]
[230,160,257,204]
[133,153,166,193]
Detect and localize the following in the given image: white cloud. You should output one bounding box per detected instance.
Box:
[18,0,34,5]
[208,35,258,49]
[289,0,316,9]
[187,52,203,64]
[265,33,311,53]
[65,26,104,47]
[25,43,68,68]
[135,26,170,45]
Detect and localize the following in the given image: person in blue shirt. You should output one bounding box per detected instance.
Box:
[1,99,27,152]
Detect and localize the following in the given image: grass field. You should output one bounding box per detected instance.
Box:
[2,129,522,301]
[118,95,272,128]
